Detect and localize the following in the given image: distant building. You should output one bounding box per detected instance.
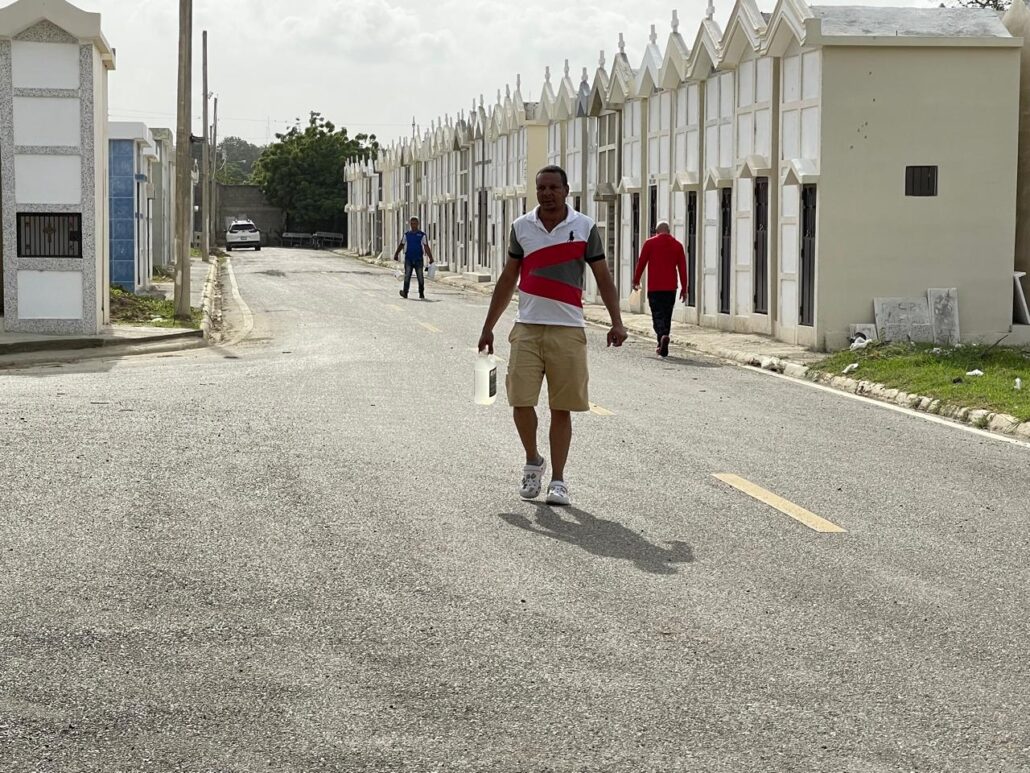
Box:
[109,121,157,292]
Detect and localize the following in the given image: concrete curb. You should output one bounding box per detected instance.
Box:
[334,249,1030,444]
[803,369,1030,442]
[0,327,202,358]
[201,258,221,342]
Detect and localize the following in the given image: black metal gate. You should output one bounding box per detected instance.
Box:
[17,213,82,258]
[800,184,817,327]
[753,177,769,315]
[631,192,641,272]
[686,191,697,308]
[477,189,488,266]
[648,184,658,235]
[719,188,732,315]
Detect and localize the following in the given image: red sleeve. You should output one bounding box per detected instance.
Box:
[677,241,688,292]
[633,240,650,286]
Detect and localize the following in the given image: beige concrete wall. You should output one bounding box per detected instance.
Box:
[818,45,1019,351]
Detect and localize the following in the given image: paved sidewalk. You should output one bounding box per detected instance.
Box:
[0,258,214,359]
[337,249,822,375]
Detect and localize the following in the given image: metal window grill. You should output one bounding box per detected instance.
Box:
[17,213,83,258]
[905,166,938,197]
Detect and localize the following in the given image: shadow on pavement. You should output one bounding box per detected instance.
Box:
[658,353,721,369]
[499,503,694,576]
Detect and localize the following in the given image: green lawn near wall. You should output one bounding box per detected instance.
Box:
[812,342,1030,422]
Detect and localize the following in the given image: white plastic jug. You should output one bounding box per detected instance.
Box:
[475,351,498,405]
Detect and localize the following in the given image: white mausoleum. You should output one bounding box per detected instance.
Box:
[348,0,1030,350]
[0,0,114,335]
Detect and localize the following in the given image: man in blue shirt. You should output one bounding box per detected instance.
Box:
[392,217,435,300]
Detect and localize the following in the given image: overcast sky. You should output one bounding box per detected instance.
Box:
[80,0,934,149]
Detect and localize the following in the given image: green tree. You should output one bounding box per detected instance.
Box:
[951,0,1009,8]
[216,136,265,184]
[251,112,378,233]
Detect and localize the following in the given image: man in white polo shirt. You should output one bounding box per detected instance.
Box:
[477,165,627,506]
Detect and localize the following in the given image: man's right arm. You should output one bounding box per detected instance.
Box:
[477,258,521,354]
[677,242,689,300]
[393,238,403,260]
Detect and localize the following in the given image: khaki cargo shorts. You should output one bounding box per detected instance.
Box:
[506,323,589,412]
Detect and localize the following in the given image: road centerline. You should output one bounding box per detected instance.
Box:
[713,473,846,533]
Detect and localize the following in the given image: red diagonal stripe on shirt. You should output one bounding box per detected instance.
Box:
[523,240,587,269]
[519,274,584,307]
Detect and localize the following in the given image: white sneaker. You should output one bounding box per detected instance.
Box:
[519,458,547,499]
[546,480,571,506]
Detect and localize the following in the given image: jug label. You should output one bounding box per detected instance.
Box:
[489,367,497,398]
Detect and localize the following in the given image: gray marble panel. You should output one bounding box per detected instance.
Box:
[1,40,17,329]
[10,203,81,213]
[14,21,77,44]
[13,318,96,335]
[16,258,84,272]
[16,146,80,155]
[874,296,934,343]
[78,43,97,333]
[14,88,79,98]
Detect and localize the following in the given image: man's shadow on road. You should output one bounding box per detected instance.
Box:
[499,503,693,576]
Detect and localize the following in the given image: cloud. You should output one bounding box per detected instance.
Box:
[277,0,456,60]
[69,0,939,147]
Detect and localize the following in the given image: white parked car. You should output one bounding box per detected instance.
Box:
[225,219,261,251]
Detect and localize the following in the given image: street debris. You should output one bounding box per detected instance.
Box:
[1016,378,1023,391]
[842,363,859,375]
[966,369,984,377]
[850,337,871,351]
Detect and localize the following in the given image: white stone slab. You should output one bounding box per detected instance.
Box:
[11,41,79,90]
[14,97,81,147]
[14,155,81,205]
[17,271,83,319]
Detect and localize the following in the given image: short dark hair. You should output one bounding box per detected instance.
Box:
[536,165,568,188]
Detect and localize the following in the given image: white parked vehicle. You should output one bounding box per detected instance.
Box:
[225,219,261,251]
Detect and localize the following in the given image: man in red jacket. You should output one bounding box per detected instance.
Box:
[632,221,688,357]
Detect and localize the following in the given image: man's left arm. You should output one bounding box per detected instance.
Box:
[423,236,434,264]
[585,226,627,347]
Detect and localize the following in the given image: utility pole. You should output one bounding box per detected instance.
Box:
[210,95,218,249]
[200,29,210,262]
[173,0,192,319]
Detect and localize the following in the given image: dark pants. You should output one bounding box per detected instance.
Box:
[403,260,425,296]
[648,291,676,343]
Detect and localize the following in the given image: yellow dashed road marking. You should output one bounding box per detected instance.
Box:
[589,403,614,416]
[713,473,846,533]
[419,322,441,333]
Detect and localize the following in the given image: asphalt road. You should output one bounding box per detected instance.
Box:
[2,246,1028,772]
